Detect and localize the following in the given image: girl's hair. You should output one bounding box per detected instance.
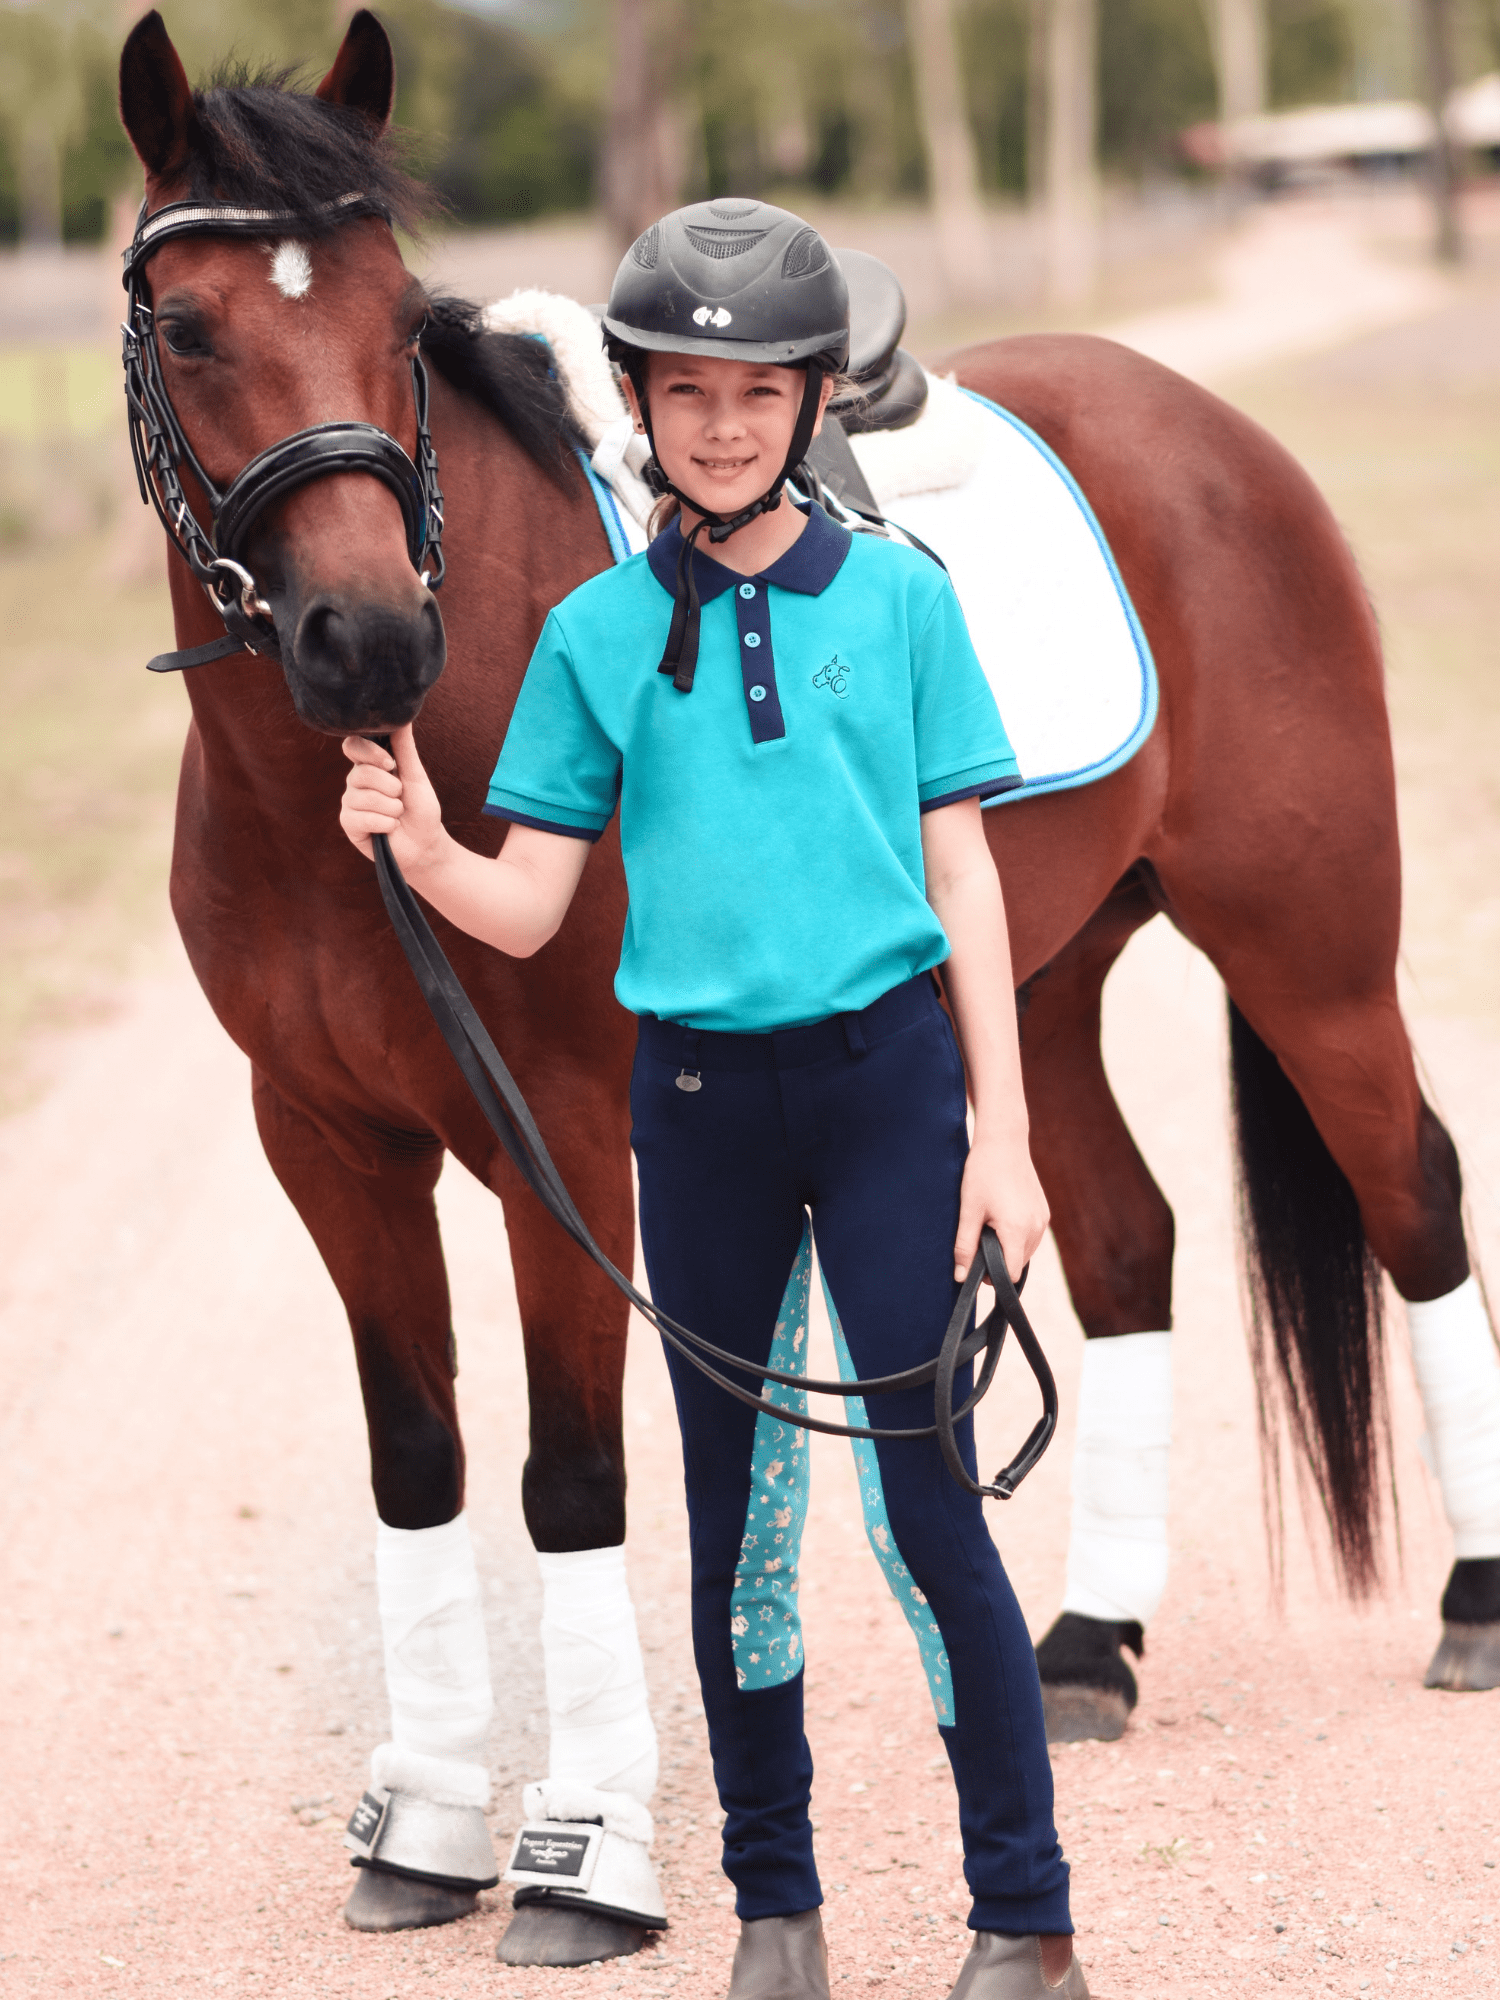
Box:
[643,366,862,538]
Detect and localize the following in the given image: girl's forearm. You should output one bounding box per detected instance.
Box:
[402,831,574,958]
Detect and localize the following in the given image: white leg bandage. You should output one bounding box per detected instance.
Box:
[1062,1331,1173,1628]
[1407,1276,1500,1561]
[537,1545,657,1806]
[373,1512,493,1807]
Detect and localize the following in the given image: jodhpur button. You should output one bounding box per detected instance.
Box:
[749,684,767,702]
[738,582,756,599]
[743,630,761,648]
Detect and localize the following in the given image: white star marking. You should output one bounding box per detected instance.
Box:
[268,240,313,300]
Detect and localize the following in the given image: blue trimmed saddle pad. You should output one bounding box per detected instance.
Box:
[582,376,1156,802]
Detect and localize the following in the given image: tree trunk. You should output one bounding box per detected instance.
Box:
[1041,0,1097,305]
[601,0,681,258]
[1417,0,1462,263]
[1202,0,1264,201]
[1207,0,1264,125]
[906,0,996,302]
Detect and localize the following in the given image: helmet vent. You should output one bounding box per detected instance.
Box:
[781,227,829,280]
[709,200,759,220]
[684,225,768,260]
[630,225,660,270]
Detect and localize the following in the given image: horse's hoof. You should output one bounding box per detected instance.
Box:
[496,1900,652,1967]
[343,1865,479,1932]
[1042,1683,1130,1743]
[1035,1611,1143,1742]
[1423,1621,1500,1692]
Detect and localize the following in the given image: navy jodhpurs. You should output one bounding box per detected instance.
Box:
[630,973,1071,1936]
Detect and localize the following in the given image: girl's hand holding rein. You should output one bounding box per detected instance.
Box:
[340,726,444,870]
[338,726,590,960]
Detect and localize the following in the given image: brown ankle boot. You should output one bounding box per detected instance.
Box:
[725,1909,830,2000]
[946,1931,1089,1999]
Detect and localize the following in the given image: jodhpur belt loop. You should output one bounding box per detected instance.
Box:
[676,1027,703,1094]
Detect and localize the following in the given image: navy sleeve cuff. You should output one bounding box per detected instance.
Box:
[481,804,605,843]
[918,774,1025,814]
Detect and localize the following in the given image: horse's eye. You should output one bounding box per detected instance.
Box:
[160,319,209,358]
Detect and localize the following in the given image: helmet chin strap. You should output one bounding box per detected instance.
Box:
[632,363,826,694]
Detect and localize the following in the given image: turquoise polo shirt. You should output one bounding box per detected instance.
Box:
[484,505,1019,1032]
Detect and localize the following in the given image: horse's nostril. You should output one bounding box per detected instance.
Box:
[297,602,350,675]
[292,592,446,697]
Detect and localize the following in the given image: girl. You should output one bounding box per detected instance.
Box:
[341,201,1087,2000]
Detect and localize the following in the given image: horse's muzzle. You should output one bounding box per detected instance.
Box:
[282,586,447,733]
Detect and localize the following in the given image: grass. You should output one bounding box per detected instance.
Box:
[0,527,182,1111]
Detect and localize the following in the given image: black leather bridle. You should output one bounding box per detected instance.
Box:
[121,192,444,674]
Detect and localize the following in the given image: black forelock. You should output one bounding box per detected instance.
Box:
[183,61,438,236]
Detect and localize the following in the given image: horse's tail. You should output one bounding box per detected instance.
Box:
[1227,999,1389,1595]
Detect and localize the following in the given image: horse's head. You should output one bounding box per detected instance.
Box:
[118,11,446,734]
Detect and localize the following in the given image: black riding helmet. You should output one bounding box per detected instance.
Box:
[603,201,851,691]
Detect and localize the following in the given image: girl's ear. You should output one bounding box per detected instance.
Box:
[621,373,647,434]
[809,369,837,439]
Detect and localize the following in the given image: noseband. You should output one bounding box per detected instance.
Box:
[121,193,445,673]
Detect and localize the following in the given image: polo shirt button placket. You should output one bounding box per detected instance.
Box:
[734,579,785,744]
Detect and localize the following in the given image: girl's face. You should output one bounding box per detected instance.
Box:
[629,353,833,518]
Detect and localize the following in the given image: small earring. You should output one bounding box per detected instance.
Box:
[634,421,645,433]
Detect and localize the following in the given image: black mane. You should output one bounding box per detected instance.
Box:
[189,62,435,234]
[184,70,582,488]
[421,299,583,492]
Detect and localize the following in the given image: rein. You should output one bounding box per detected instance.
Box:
[126,191,1057,1501]
[371,828,1058,1503]
[121,193,445,673]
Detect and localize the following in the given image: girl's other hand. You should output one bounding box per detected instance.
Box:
[954,1132,1050,1287]
[339,724,445,872]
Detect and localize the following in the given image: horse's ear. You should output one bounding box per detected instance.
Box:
[119,11,202,181]
[315,10,396,131]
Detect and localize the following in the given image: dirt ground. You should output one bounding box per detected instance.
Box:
[2,191,1499,2000]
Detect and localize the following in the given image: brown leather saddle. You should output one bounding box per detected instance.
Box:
[832,248,928,436]
[804,247,927,518]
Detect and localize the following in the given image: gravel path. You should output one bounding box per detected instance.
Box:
[3,196,1499,1999]
[3,925,1495,2000]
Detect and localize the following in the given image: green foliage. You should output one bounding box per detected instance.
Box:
[1268,0,1356,107]
[378,0,597,221]
[60,34,136,244]
[679,0,925,205]
[961,0,1031,195]
[1099,0,1218,175]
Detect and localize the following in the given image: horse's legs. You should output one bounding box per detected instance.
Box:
[1160,866,1500,1689]
[486,1117,664,1965]
[1016,875,1177,1740]
[251,1073,494,1932]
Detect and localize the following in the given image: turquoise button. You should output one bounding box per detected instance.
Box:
[739,583,756,599]
[749,684,767,702]
[744,631,761,648]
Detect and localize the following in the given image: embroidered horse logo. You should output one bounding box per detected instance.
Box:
[813,653,851,698]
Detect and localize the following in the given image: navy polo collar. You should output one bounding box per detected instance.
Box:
[646,501,852,605]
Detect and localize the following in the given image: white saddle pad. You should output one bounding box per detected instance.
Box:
[583,374,1155,802]
[848,379,1157,801]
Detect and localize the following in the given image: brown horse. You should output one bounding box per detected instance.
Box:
[118,1,1497,1957]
